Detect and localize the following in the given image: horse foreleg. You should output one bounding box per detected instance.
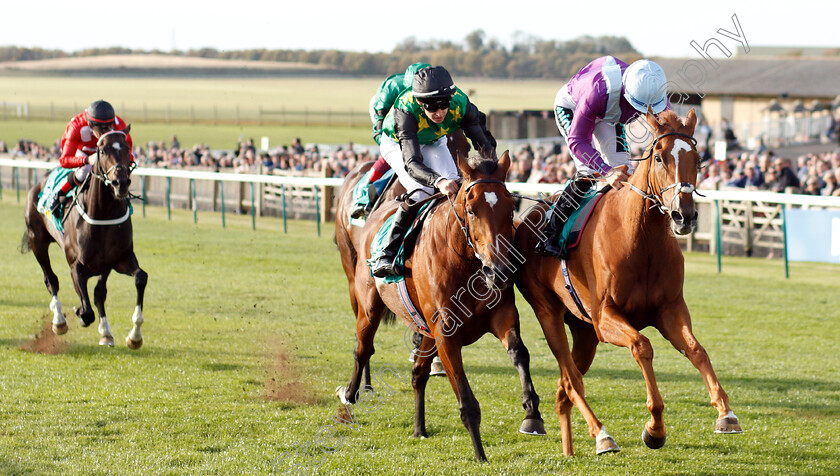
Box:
[657,302,742,434]
[70,263,95,327]
[410,334,437,438]
[597,304,666,449]
[494,323,546,436]
[437,340,486,462]
[115,255,147,350]
[93,271,114,346]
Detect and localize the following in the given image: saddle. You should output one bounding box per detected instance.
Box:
[36,168,78,232]
[369,196,442,284]
[349,169,395,225]
[549,184,609,256]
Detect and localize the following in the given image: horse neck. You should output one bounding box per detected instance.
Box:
[615,158,671,242]
[428,199,471,261]
[84,174,125,218]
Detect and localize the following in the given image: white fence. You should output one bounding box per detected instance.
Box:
[3,157,840,255]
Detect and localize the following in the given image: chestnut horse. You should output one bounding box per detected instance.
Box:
[23,128,147,348]
[514,110,742,456]
[334,135,544,461]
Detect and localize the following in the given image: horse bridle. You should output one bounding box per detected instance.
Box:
[447,178,507,263]
[92,130,134,188]
[628,131,703,214]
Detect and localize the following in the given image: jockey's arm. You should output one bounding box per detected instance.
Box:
[58,135,89,169]
[125,132,136,163]
[394,108,440,188]
[461,102,496,158]
[567,100,612,176]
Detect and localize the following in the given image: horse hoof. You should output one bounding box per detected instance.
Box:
[642,428,666,449]
[596,436,620,454]
[518,418,547,436]
[715,415,743,434]
[412,429,429,439]
[77,316,94,328]
[335,386,350,405]
[126,336,143,349]
[52,322,68,335]
[100,335,115,347]
[429,359,446,376]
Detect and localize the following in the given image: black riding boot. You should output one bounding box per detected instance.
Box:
[47,189,68,217]
[350,183,379,219]
[371,204,415,278]
[536,176,593,258]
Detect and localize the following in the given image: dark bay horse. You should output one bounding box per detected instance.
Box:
[334,135,544,462]
[23,128,147,348]
[514,109,742,456]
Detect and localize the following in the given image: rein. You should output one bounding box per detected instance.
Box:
[74,129,133,226]
[447,178,506,263]
[628,131,703,214]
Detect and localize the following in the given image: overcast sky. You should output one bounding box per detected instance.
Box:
[3,1,836,59]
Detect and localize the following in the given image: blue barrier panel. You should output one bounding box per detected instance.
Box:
[784,208,840,264]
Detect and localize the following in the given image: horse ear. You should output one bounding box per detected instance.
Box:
[494,150,511,180]
[683,109,697,134]
[456,149,472,180]
[124,124,131,134]
[645,107,663,133]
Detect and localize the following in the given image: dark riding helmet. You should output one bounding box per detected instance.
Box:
[413,66,456,110]
[85,100,116,127]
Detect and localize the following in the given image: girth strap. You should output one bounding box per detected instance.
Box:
[561,259,593,324]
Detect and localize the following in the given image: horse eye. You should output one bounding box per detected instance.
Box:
[654,154,663,164]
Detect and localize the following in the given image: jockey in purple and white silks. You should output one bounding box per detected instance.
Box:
[537,56,669,258]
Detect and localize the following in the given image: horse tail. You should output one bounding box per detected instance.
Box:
[382,309,397,326]
[19,230,31,254]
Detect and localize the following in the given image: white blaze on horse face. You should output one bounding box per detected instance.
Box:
[671,139,692,183]
[484,192,498,208]
[112,142,121,151]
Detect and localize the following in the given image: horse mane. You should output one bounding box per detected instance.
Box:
[657,110,684,130]
[467,155,498,176]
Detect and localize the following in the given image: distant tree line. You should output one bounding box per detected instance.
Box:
[0,30,643,79]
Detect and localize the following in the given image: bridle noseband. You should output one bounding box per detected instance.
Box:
[630,131,703,214]
[92,130,133,187]
[447,178,507,263]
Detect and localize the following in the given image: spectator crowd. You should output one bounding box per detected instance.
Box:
[3,133,840,197]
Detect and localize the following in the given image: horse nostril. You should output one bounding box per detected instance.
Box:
[481,265,496,281]
[126,179,132,186]
[670,211,684,222]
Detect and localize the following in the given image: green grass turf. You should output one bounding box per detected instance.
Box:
[0,194,838,475]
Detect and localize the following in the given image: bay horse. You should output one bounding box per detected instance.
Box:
[23,128,147,348]
[334,133,544,461]
[514,109,742,456]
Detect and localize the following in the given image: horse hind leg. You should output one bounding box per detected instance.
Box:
[410,333,437,438]
[336,303,384,406]
[564,314,620,454]
[25,219,67,334]
[527,293,609,455]
[93,271,114,346]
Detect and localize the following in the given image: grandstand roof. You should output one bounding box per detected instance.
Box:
[655,57,840,99]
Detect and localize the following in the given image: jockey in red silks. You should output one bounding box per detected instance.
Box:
[537,56,670,258]
[47,99,134,216]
